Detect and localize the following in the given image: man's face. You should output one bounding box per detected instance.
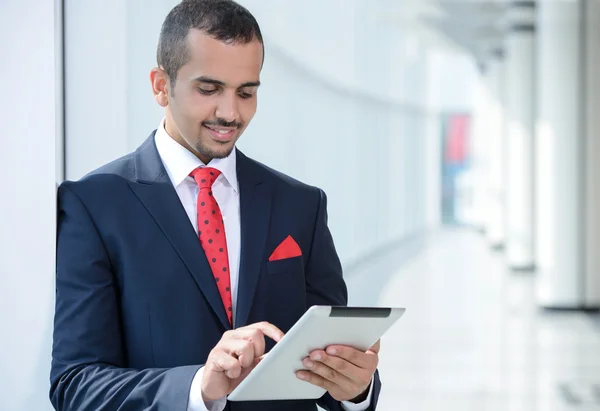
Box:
[160,29,263,163]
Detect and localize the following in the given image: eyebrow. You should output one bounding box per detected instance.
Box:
[193,76,260,89]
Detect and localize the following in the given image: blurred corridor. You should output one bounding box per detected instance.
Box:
[346,228,600,410]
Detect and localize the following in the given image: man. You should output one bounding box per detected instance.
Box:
[50,1,382,410]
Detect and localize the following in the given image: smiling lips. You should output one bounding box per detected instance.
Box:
[204,125,236,142]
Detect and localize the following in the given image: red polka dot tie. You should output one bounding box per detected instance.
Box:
[190,167,233,325]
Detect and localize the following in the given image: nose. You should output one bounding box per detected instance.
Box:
[215,92,239,124]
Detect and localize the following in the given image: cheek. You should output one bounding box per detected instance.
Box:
[240,100,258,123]
[179,92,215,118]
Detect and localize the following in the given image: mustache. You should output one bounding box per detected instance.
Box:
[203,119,242,129]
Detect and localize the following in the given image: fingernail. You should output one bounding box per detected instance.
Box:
[304,359,313,368]
[297,373,306,380]
[312,354,321,361]
[327,348,337,355]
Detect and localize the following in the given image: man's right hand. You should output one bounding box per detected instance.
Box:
[201,321,285,402]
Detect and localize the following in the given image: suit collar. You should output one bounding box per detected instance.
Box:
[234,149,272,328]
[133,131,169,184]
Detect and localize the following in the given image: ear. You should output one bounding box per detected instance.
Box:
[150,67,170,107]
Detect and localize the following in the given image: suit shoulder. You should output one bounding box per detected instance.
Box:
[59,152,135,196]
[84,152,136,180]
[244,155,322,195]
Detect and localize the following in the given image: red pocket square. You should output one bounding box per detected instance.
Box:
[268,235,302,261]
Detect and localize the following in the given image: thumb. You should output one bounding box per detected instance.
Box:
[368,339,381,354]
[232,355,264,388]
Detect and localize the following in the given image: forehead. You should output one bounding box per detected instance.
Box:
[181,29,263,84]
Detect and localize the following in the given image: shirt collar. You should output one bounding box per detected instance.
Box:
[154,118,238,193]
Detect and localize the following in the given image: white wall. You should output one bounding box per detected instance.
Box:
[64,0,174,180]
[0,0,58,410]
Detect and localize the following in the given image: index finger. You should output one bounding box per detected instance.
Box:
[246,321,284,343]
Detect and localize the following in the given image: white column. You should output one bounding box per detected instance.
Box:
[484,50,506,249]
[505,3,536,270]
[470,62,491,234]
[0,1,58,410]
[584,0,600,307]
[535,0,590,308]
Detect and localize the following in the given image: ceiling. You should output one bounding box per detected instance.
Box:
[425,0,510,61]
[367,0,512,61]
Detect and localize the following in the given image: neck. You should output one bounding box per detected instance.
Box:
[163,117,212,165]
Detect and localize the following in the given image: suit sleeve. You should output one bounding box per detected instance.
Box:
[50,183,200,411]
[304,189,382,411]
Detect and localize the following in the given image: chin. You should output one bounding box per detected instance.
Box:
[199,142,236,160]
[214,147,235,159]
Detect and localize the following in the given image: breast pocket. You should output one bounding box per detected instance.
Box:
[266,256,304,276]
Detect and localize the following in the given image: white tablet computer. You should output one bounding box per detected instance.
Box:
[228,305,405,402]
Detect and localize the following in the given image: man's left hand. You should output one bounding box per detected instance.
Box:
[296,340,380,403]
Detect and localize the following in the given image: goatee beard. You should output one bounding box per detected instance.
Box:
[195,143,235,162]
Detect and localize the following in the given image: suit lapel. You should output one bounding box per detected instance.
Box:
[234,150,272,328]
[128,134,231,330]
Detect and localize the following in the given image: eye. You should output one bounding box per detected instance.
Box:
[198,88,217,95]
[238,92,254,99]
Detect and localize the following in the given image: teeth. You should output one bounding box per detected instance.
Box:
[207,127,231,135]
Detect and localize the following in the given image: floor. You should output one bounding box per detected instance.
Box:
[343,227,600,411]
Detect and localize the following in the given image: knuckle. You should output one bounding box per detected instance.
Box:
[327,368,337,380]
[243,340,254,352]
[209,349,222,362]
[235,342,245,354]
[209,353,224,369]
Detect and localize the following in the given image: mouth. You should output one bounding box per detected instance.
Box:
[203,124,237,142]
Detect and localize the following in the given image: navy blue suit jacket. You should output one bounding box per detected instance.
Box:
[50,132,382,411]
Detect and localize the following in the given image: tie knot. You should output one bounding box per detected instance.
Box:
[190,167,221,189]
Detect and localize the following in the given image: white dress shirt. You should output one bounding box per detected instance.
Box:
[154,119,373,411]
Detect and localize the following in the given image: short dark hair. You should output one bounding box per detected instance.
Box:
[157,0,264,86]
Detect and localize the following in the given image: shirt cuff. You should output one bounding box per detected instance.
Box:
[187,366,227,411]
[340,376,374,411]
